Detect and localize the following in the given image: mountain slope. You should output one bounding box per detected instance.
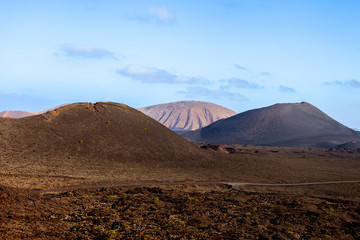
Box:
[138,101,236,131]
[0,102,213,161]
[1,102,242,188]
[182,102,360,148]
[2,102,360,191]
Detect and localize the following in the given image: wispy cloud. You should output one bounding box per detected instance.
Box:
[117,65,210,85]
[233,64,247,70]
[261,72,271,76]
[59,44,116,59]
[149,7,175,23]
[227,78,262,89]
[279,85,296,93]
[178,86,247,101]
[233,64,272,77]
[125,7,175,24]
[214,1,240,9]
[325,79,360,88]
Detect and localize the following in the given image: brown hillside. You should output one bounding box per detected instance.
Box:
[182,102,360,148]
[0,102,237,189]
[138,101,236,131]
[1,102,360,191]
[0,102,212,161]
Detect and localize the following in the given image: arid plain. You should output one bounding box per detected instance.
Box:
[0,102,359,239]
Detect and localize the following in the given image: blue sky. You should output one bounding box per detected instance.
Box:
[1,0,359,129]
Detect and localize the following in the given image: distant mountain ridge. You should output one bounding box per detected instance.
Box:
[182,102,360,148]
[138,101,237,131]
[0,110,35,118]
[0,104,68,118]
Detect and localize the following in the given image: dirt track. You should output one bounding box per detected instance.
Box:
[36,180,360,192]
[228,180,360,189]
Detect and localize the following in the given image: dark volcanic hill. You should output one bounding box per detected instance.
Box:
[2,102,360,192]
[182,102,360,148]
[0,102,214,162]
[334,141,360,150]
[138,101,236,131]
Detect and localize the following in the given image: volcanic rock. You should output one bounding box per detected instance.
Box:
[0,102,213,162]
[182,102,360,148]
[334,141,360,150]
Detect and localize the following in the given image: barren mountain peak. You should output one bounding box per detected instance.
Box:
[138,100,237,131]
[182,102,360,148]
[0,101,215,165]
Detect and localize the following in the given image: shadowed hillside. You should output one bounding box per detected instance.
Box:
[138,101,236,131]
[334,141,360,150]
[0,102,237,189]
[1,102,360,191]
[182,102,360,148]
[0,102,213,161]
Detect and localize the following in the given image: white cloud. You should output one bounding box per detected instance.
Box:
[227,78,262,89]
[125,7,175,24]
[325,79,360,88]
[261,72,271,76]
[178,86,248,101]
[233,63,247,70]
[59,44,116,59]
[149,7,175,22]
[117,65,210,85]
[279,85,296,93]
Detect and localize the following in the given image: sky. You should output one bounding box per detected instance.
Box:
[1,0,360,129]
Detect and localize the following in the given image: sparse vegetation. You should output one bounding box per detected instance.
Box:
[1,102,360,239]
[1,178,360,239]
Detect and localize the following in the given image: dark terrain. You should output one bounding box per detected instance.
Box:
[0,102,359,239]
[2,102,359,190]
[182,102,360,148]
[0,184,359,239]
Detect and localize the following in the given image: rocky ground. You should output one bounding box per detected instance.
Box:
[1,106,360,240]
[1,184,359,239]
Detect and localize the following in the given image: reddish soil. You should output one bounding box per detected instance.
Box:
[0,184,359,239]
[1,102,359,239]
